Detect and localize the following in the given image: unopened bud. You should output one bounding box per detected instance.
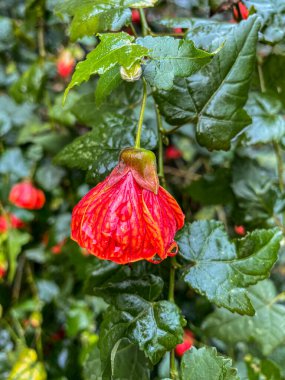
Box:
[120,63,142,82]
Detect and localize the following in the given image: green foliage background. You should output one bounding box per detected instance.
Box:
[1,0,285,379]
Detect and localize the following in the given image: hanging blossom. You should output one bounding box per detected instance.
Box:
[71,148,185,264]
[9,181,46,210]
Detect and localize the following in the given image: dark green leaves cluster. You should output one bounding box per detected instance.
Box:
[155,16,261,150]
[176,221,281,315]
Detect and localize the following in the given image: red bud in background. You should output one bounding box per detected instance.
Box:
[165,146,183,160]
[9,181,46,210]
[234,225,246,236]
[57,50,75,78]
[131,9,140,23]
[233,2,249,21]
[175,329,194,357]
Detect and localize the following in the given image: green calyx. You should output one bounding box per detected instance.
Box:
[120,148,159,194]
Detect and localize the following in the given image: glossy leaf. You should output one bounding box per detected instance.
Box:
[64,33,148,101]
[203,280,285,355]
[54,113,157,182]
[107,338,150,380]
[137,36,215,90]
[176,221,281,315]
[242,92,285,145]
[95,65,122,107]
[181,347,239,380]
[154,16,261,150]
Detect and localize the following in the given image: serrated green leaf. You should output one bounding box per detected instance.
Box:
[181,347,240,380]
[64,33,148,101]
[108,338,150,380]
[231,158,282,223]
[203,280,285,355]
[95,65,123,107]
[176,221,281,315]
[54,113,157,182]
[242,92,285,145]
[154,16,260,150]
[244,0,285,44]
[56,0,158,41]
[137,36,215,90]
[100,300,184,367]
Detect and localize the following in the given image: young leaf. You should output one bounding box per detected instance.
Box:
[7,230,30,283]
[203,280,285,355]
[64,33,149,101]
[137,36,215,90]
[181,347,240,380]
[176,221,281,315]
[154,16,261,150]
[242,92,285,145]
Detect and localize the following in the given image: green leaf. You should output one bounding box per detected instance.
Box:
[242,92,285,145]
[9,63,46,103]
[56,0,157,41]
[100,300,184,367]
[137,36,215,90]
[244,0,285,44]
[64,32,148,101]
[231,158,281,224]
[176,221,282,315]
[35,162,65,191]
[66,301,94,337]
[54,113,157,182]
[108,338,150,380]
[0,17,14,51]
[181,347,240,380]
[154,16,261,150]
[95,65,123,107]
[244,356,282,380]
[7,230,30,283]
[203,280,285,355]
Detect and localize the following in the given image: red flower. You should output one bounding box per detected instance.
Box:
[0,214,25,233]
[234,225,246,236]
[0,266,6,279]
[57,50,75,78]
[175,329,194,357]
[233,2,249,21]
[165,146,182,160]
[173,28,183,34]
[51,239,66,255]
[131,9,140,23]
[9,181,45,210]
[71,148,184,264]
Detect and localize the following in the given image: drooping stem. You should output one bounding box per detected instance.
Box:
[169,256,178,379]
[135,78,148,149]
[155,106,166,187]
[37,0,46,60]
[274,141,284,193]
[139,8,150,37]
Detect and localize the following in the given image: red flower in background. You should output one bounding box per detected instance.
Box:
[173,28,183,34]
[71,148,184,264]
[234,225,246,236]
[0,214,25,233]
[233,2,249,21]
[57,50,75,78]
[0,266,6,279]
[165,146,182,160]
[175,329,194,357]
[9,181,45,210]
[51,239,66,255]
[131,9,140,23]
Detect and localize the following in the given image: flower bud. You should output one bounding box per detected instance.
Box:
[120,63,142,82]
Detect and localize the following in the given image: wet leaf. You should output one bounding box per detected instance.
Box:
[154,16,261,150]
[176,221,281,315]
[181,347,240,380]
[203,280,285,355]
[137,36,215,90]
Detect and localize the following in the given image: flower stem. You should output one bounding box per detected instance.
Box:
[274,141,284,193]
[135,78,148,149]
[169,256,178,379]
[139,9,150,37]
[155,105,166,187]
